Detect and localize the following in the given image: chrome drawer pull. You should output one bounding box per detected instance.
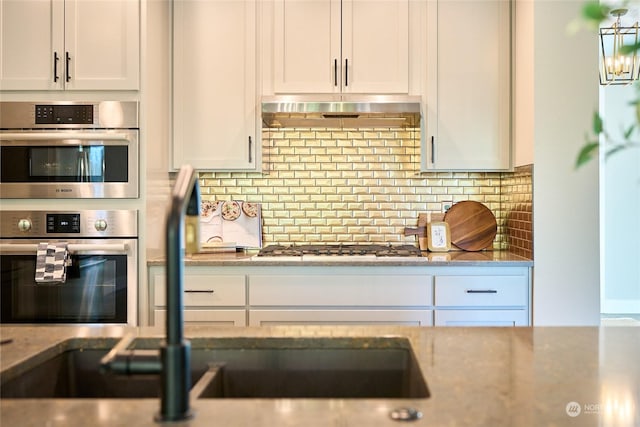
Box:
[466,289,498,294]
[184,289,214,294]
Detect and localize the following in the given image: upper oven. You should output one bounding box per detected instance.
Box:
[0,101,138,199]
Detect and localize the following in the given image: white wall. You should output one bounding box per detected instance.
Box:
[144,0,172,256]
[139,0,173,325]
[531,0,600,325]
[600,85,640,314]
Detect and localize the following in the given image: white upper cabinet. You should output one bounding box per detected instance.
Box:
[271,0,409,94]
[423,0,511,171]
[0,0,140,91]
[172,0,258,171]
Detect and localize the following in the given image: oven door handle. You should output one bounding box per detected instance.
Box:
[0,132,130,141]
[0,243,129,254]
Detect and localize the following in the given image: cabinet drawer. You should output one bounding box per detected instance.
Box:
[434,275,528,307]
[249,275,432,306]
[434,309,528,327]
[154,309,246,326]
[153,274,246,307]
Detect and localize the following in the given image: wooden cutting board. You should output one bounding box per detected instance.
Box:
[444,201,497,251]
[403,213,446,251]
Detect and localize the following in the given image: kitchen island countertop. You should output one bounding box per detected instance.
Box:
[0,325,637,426]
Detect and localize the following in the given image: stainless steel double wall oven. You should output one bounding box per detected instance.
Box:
[0,101,138,198]
[0,210,137,324]
[0,102,140,325]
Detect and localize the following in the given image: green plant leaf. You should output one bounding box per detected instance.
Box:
[576,141,600,169]
[582,2,609,22]
[620,42,640,55]
[592,112,603,134]
[623,124,636,140]
[605,144,629,159]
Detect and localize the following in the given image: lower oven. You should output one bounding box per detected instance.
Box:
[0,210,137,325]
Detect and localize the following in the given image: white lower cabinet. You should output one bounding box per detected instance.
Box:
[434,310,528,327]
[146,264,531,327]
[250,310,432,326]
[433,271,530,326]
[154,309,246,327]
[149,267,247,327]
[248,270,433,326]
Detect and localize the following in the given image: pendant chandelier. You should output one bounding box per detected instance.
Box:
[599,8,640,86]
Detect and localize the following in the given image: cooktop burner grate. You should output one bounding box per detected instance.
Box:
[257,244,423,257]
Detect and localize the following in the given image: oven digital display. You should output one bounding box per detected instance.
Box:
[35,104,93,125]
[46,213,80,233]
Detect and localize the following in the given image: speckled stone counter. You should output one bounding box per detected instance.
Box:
[1,325,637,426]
[147,250,533,267]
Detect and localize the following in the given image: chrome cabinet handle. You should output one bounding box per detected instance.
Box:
[65,52,71,82]
[334,59,338,86]
[248,136,253,163]
[53,52,60,82]
[466,289,498,294]
[184,289,214,294]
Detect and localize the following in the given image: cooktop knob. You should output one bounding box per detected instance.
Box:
[94,219,108,232]
[17,218,31,232]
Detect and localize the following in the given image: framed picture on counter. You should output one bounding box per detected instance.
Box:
[427,221,451,252]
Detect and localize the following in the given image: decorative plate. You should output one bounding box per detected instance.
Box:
[221,200,241,221]
[242,202,259,218]
[200,200,221,218]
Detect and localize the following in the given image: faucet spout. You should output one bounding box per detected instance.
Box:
[157,164,200,423]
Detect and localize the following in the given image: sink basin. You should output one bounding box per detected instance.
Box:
[0,347,172,399]
[0,337,429,399]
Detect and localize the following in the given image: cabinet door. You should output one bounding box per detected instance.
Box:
[424,0,511,171]
[154,274,246,307]
[173,0,257,170]
[249,274,432,306]
[272,0,408,94]
[273,0,340,93]
[0,0,64,90]
[341,0,408,93]
[64,0,140,90]
[434,309,528,326]
[434,275,528,307]
[155,309,246,327]
[249,309,433,326]
[0,0,138,91]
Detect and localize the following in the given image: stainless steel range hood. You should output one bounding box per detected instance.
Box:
[262,95,421,129]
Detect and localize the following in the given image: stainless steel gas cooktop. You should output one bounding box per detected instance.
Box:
[256,244,423,258]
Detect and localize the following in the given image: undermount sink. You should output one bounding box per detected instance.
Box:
[0,337,429,399]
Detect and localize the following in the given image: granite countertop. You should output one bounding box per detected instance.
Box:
[1,325,637,426]
[147,250,533,267]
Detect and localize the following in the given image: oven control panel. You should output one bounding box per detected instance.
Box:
[0,101,138,129]
[46,213,81,233]
[35,104,93,125]
[0,210,138,238]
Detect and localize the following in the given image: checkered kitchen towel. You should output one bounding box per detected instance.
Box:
[35,242,68,284]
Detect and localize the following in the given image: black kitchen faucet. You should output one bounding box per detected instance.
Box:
[101,164,199,422]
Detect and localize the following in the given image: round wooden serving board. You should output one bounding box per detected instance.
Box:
[444,201,497,251]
